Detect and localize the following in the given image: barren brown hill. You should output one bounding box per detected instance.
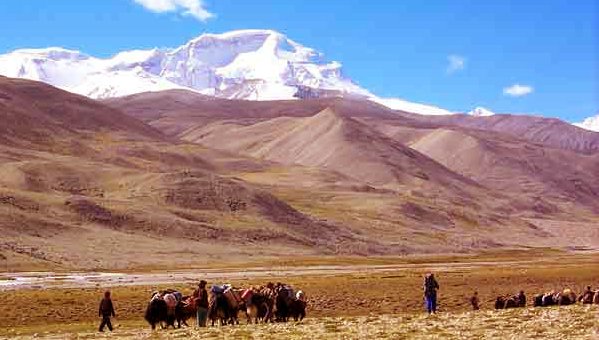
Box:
[0,76,163,146]
[0,78,397,270]
[410,128,599,212]
[348,119,599,218]
[110,92,597,251]
[109,88,599,214]
[103,89,401,136]
[110,90,599,212]
[107,89,599,155]
[2,81,599,271]
[180,108,477,190]
[413,113,599,154]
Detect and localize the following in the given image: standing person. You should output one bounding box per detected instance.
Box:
[193,280,209,327]
[579,286,594,304]
[517,290,526,307]
[423,273,439,314]
[98,291,116,332]
[470,291,480,310]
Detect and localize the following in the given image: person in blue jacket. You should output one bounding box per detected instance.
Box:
[423,273,439,314]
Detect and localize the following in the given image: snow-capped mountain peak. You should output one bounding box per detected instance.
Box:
[0,29,369,101]
[468,107,495,117]
[0,29,474,116]
[574,114,599,132]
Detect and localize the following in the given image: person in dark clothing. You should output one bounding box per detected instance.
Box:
[98,291,116,332]
[424,273,439,314]
[470,291,480,310]
[517,290,526,307]
[193,280,209,327]
[579,286,595,304]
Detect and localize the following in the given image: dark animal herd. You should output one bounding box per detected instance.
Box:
[495,287,599,310]
[144,282,306,330]
[144,284,598,330]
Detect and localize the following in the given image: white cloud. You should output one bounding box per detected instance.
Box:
[446,54,466,74]
[503,84,534,97]
[133,0,214,22]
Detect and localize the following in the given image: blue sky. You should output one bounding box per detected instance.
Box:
[0,0,596,121]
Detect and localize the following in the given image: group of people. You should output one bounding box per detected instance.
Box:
[141,280,307,330]
[423,273,599,313]
[96,273,598,331]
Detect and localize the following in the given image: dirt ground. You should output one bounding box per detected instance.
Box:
[1,252,598,336]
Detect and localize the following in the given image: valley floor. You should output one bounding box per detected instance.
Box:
[2,306,598,339]
[1,252,598,338]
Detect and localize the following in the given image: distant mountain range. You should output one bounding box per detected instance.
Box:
[1,28,594,127]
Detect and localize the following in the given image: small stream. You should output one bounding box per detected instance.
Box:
[0,260,540,291]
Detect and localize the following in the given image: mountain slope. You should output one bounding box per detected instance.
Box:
[412,113,599,154]
[0,78,398,269]
[180,107,478,190]
[108,89,599,211]
[103,89,404,137]
[0,76,163,145]
[2,78,599,270]
[406,127,599,211]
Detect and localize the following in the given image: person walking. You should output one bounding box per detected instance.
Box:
[193,280,209,327]
[470,291,480,310]
[424,273,439,314]
[98,291,116,332]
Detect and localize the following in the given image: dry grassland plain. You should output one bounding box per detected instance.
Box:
[1,252,598,339]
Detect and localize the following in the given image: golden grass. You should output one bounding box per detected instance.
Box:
[2,253,598,336]
[3,306,598,339]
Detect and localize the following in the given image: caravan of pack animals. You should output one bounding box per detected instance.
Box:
[134,277,599,332]
[143,281,306,330]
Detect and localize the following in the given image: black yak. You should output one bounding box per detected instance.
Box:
[542,292,557,306]
[175,296,197,328]
[275,288,291,322]
[208,293,231,326]
[288,298,307,321]
[494,296,505,309]
[557,289,577,306]
[145,297,171,330]
[533,294,544,307]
